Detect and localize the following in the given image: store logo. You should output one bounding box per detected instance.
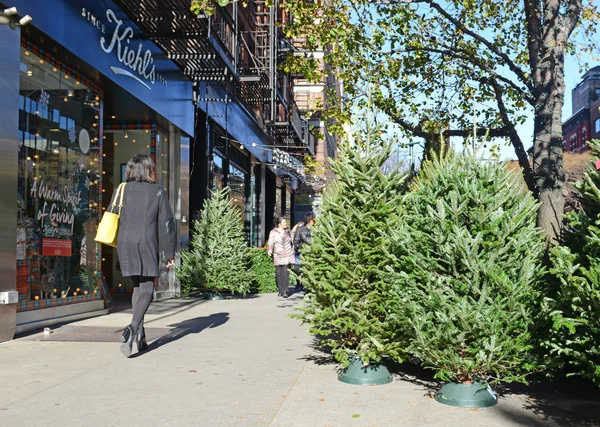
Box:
[81,8,167,90]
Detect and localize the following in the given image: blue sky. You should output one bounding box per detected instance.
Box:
[365,4,600,163]
[481,54,589,161]
[389,54,590,165]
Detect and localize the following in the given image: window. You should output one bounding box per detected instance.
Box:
[275,185,283,217]
[229,165,246,220]
[17,45,103,307]
[212,154,224,190]
[156,130,170,190]
[595,118,600,133]
[568,134,576,152]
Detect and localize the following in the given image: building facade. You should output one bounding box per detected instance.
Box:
[0,0,311,341]
[562,66,600,152]
[0,0,195,340]
[292,39,339,221]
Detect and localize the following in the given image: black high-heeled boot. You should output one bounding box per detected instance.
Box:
[120,324,136,358]
[135,326,149,352]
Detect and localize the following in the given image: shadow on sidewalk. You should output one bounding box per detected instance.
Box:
[494,376,600,427]
[275,287,305,308]
[296,332,600,425]
[299,338,340,369]
[389,360,600,425]
[388,361,600,425]
[130,312,229,358]
[387,359,441,396]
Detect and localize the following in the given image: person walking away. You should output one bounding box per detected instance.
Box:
[111,154,176,357]
[291,221,304,289]
[293,213,315,291]
[268,216,295,298]
[291,221,304,243]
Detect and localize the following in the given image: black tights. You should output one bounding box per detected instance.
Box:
[130,276,155,332]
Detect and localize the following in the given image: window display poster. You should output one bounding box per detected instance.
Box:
[42,238,72,257]
[16,227,26,260]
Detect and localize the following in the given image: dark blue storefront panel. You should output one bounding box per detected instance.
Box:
[202,83,273,164]
[0,24,21,342]
[11,0,194,135]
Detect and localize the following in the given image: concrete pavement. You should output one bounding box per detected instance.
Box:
[1,292,599,427]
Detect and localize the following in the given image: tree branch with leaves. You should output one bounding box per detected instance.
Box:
[280,0,599,245]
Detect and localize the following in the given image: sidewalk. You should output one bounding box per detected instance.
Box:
[1,291,599,427]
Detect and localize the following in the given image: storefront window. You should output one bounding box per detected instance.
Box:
[157,129,170,190]
[212,154,225,190]
[17,46,103,309]
[286,190,292,218]
[230,165,246,219]
[275,185,283,217]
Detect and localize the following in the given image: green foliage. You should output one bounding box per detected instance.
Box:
[176,187,250,296]
[190,0,247,17]
[177,248,201,296]
[542,140,600,385]
[303,154,318,176]
[565,139,600,254]
[284,0,600,243]
[249,247,277,294]
[544,247,600,385]
[295,112,409,367]
[78,266,97,293]
[390,149,545,384]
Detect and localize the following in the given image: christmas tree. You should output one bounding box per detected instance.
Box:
[391,148,545,384]
[544,139,600,385]
[177,187,250,296]
[296,114,409,367]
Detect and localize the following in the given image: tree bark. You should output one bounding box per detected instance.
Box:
[526,0,581,247]
[532,82,566,246]
[531,10,568,246]
[422,131,450,162]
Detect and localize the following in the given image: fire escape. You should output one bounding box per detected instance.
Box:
[112,0,312,175]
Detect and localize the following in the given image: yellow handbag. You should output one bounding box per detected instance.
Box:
[95,182,126,247]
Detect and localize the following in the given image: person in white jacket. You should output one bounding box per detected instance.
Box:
[267,216,295,298]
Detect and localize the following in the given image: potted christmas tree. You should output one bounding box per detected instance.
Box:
[543,139,600,386]
[391,148,545,406]
[296,112,409,385]
[177,187,250,299]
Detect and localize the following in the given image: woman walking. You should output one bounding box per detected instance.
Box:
[267,216,295,298]
[110,154,176,357]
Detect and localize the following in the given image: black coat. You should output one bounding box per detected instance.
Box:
[293,224,312,253]
[111,182,176,277]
